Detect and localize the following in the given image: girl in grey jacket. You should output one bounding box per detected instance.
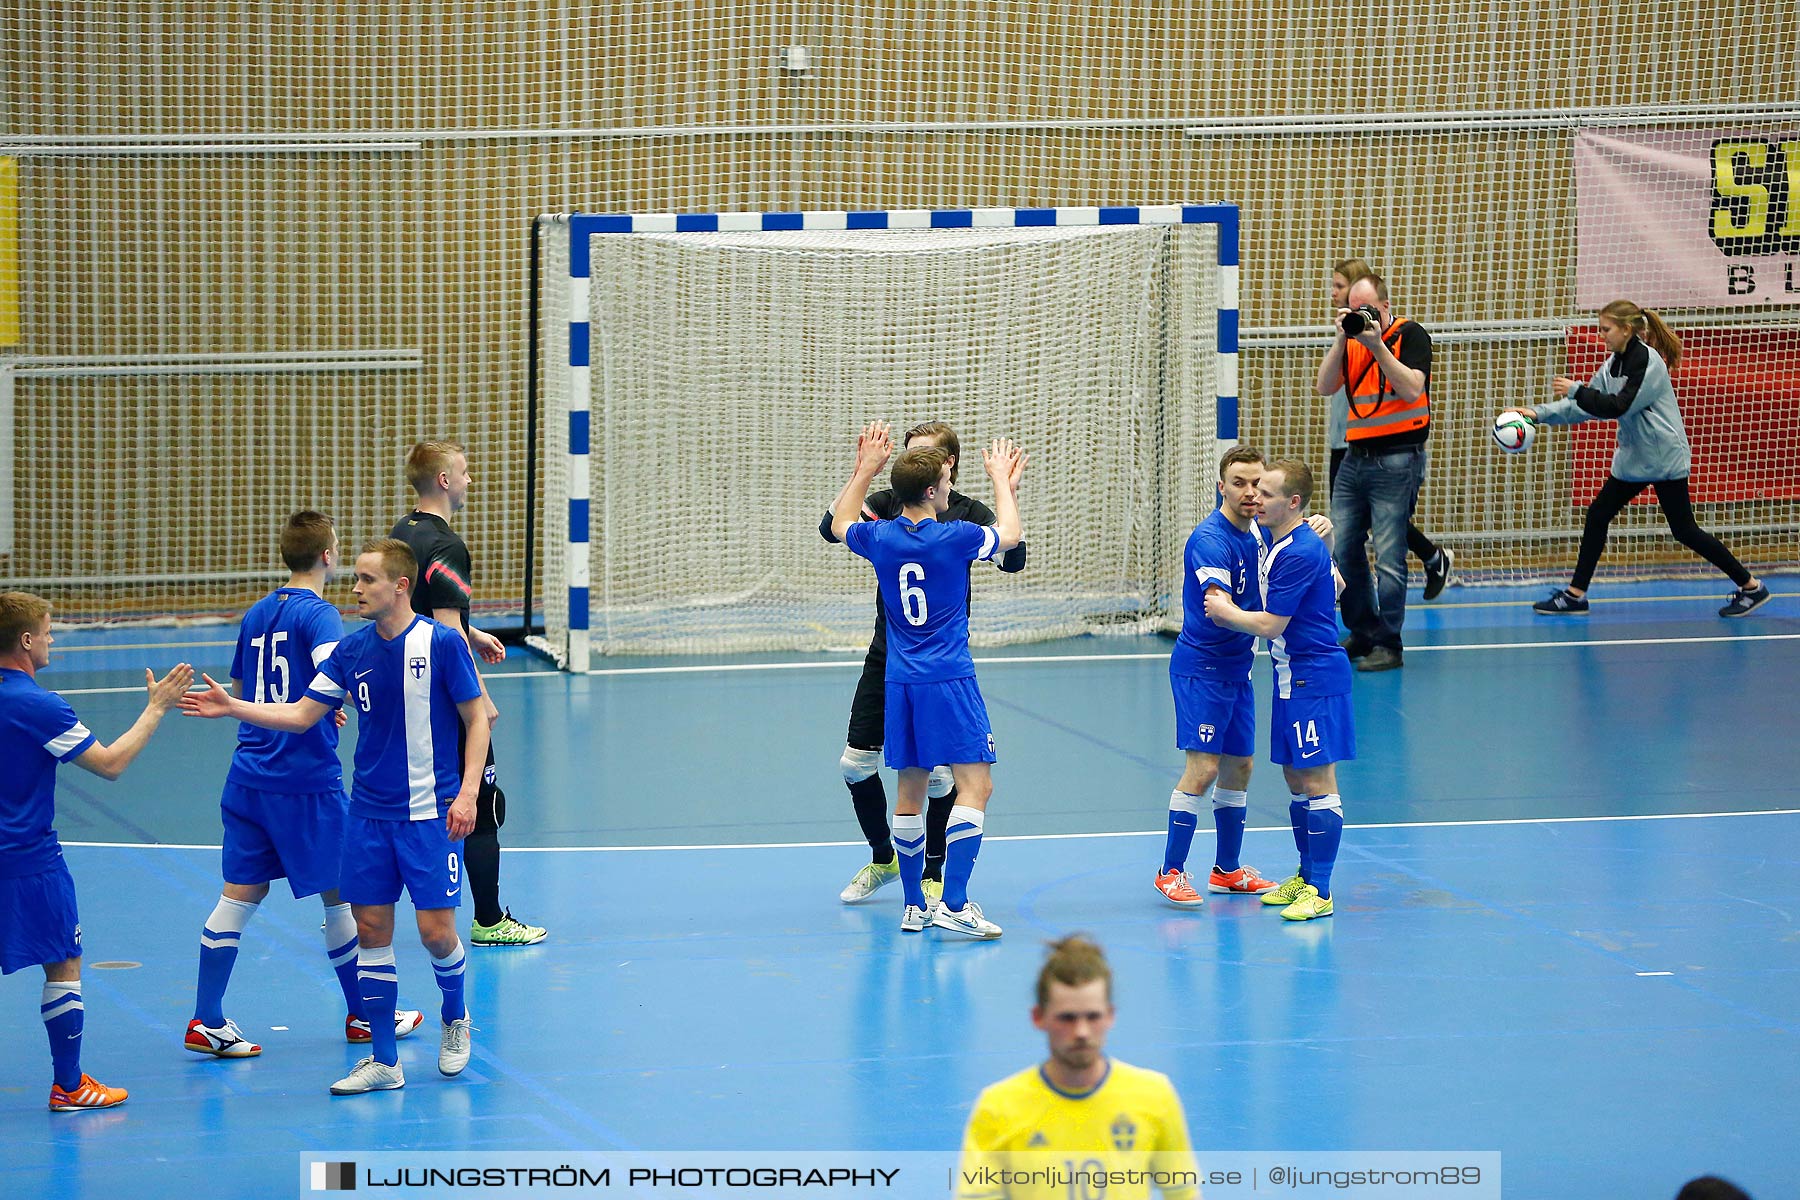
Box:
[1515,300,1769,618]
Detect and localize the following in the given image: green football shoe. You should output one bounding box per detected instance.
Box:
[1261,873,1311,906]
[1279,885,1334,922]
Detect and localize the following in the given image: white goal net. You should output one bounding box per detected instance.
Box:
[531,212,1226,665]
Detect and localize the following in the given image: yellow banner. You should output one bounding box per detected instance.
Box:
[0,156,16,345]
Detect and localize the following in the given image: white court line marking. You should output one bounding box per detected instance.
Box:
[43,630,1800,694]
[52,586,1787,655]
[59,806,1800,854]
[43,627,1800,690]
[1636,972,1676,977]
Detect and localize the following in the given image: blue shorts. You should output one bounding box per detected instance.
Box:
[338,815,464,910]
[0,862,82,974]
[1171,671,1256,757]
[883,678,997,772]
[220,780,348,899]
[1270,691,1357,767]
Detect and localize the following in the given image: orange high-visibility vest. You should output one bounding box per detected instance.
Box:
[1343,317,1431,441]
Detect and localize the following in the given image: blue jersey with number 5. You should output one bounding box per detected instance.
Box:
[227,587,345,794]
[844,517,1002,683]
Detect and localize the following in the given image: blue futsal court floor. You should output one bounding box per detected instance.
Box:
[5,578,1797,1199]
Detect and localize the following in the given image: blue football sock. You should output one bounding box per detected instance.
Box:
[323,903,363,1019]
[941,804,986,912]
[357,946,400,1066]
[1213,787,1248,872]
[1288,798,1312,882]
[892,813,926,908]
[194,895,259,1027]
[1306,797,1345,899]
[1162,788,1203,873]
[42,981,84,1092]
[430,940,467,1026]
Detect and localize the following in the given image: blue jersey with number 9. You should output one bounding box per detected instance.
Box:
[227,587,345,794]
[844,517,1002,683]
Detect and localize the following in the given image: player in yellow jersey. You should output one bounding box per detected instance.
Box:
[958,937,1200,1200]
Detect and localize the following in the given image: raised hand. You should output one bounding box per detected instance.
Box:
[983,437,1024,483]
[857,420,893,474]
[178,672,233,719]
[147,663,195,712]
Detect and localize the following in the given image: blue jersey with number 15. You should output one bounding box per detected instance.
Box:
[227,587,345,794]
[844,517,1002,683]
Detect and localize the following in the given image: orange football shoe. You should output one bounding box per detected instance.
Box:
[1209,864,1279,894]
[49,1074,128,1112]
[1154,868,1205,908]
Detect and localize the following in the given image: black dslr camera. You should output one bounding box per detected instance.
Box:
[1340,304,1382,337]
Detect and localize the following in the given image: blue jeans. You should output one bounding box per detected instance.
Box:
[1332,445,1427,650]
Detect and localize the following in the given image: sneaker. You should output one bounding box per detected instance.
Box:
[49,1074,128,1112]
[470,909,547,946]
[900,903,933,932]
[1356,645,1403,672]
[1154,868,1204,908]
[1209,864,1278,894]
[439,1012,474,1077]
[839,859,900,903]
[1279,884,1335,921]
[1423,547,1456,601]
[330,1055,405,1095]
[185,1017,262,1058]
[1719,583,1771,618]
[921,878,944,912]
[932,900,1003,939]
[1339,633,1373,661]
[346,1009,425,1044]
[1261,874,1310,906]
[1533,589,1589,615]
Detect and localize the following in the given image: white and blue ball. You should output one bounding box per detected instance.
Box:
[1492,410,1536,454]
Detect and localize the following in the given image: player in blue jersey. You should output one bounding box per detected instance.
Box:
[830,420,1026,939]
[182,512,425,1061]
[821,420,1027,911]
[1155,445,1281,907]
[183,538,490,1093]
[0,591,192,1110]
[1204,458,1353,921]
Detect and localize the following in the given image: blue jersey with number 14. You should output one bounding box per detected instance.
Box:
[844,517,1002,683]
[227,587,345,794]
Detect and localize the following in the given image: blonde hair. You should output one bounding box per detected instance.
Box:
[405,440,466,495]
[1598,300,1682,369]
[1332,257,1373,285]
[0,592,53,654]
[1035,935,1113,1007]
[358,537,418,590]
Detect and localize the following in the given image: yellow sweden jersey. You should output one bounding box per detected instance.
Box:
[958,1059,1199,1200]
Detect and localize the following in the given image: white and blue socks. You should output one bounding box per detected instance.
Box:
[430,941,468,1026]
[1213,787,1248,872]
[892,813,927,908]
[194,895,259,1028]
[357,946,400,1065]
[942,805,986,912]
[1288,797,1312,883]
[1305,795,1345,899]
[1162,788,1204,873]
[324,902,364,1019]
[42,981,84,1091]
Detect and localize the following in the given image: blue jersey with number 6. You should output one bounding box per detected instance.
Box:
[843,517,1002,683]
[226,587,345,794]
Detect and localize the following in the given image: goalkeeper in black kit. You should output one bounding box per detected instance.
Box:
[819,421,1027,911]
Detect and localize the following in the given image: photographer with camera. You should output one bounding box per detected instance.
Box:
[1313,274,1432,672]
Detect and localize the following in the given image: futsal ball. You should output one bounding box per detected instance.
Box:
[1492,410,1535,453]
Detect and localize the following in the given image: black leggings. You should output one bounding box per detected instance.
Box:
[1571,475,1752,592]
[1329,448,1440,563]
